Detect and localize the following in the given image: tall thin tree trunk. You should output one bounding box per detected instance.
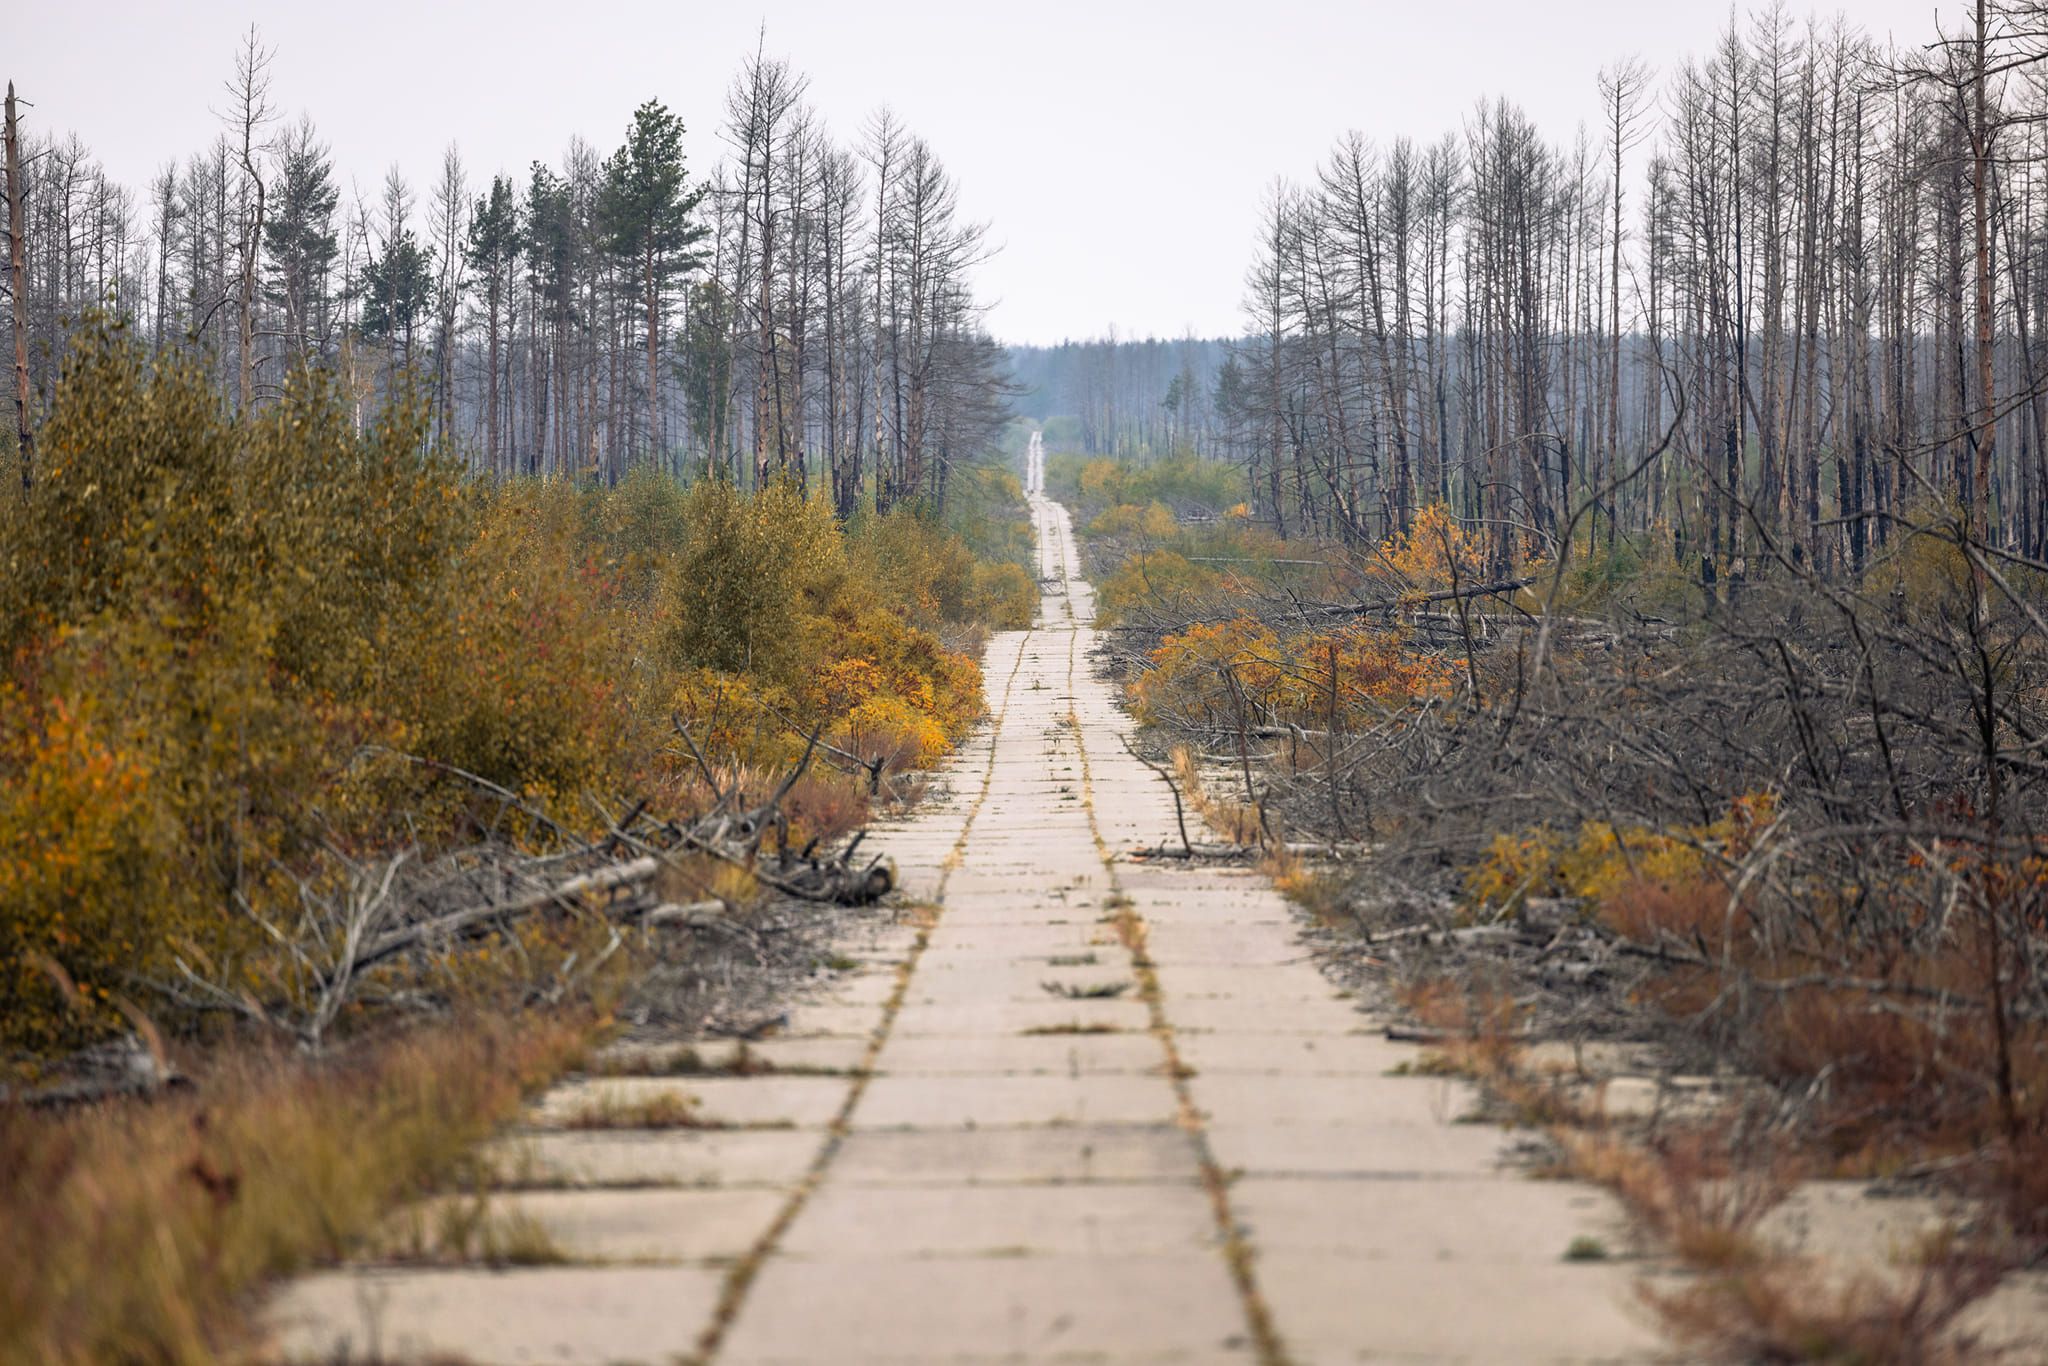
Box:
[1970,0,1998,569]
[5,83,29,488]
[646,248,660,464]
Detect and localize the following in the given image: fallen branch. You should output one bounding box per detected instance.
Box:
[348,856,660,978]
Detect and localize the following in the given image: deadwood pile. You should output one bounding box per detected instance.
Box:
[11,736,894,1104]
[1093,514,2048,1078]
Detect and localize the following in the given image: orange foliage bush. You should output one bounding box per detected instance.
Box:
[0,686,175,1051]
[1377,502,1485,594]
[1133,614,1456,733]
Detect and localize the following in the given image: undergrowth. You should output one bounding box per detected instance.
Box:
[0,318,1031,1060]
[0,1010,591,1364]
[1400,979,2022,1363]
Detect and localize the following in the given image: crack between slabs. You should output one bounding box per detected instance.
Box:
[1050,495,1295,1366]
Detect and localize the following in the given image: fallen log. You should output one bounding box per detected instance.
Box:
[1385,1024,1541,1046]
[349,856,660,976]
[1128,839,1371,861]
[1128,841,1254,860]
[637,898,735,929]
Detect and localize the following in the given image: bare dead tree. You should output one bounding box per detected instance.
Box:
[222,26,273,413]
[5,81,29,487]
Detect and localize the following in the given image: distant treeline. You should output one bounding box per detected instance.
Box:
[2,33,1008,514]
[1006,336,1232,459]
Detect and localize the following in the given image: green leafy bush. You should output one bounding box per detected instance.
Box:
[0,321,1032,1056]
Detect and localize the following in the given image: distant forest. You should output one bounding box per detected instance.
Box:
[1005,336,1230,459]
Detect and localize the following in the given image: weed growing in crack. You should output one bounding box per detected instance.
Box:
[1563,1235,1610,1262]
[382,1196,575,1269]
[559,1090,723,1131]
[1041,980,1132,1000]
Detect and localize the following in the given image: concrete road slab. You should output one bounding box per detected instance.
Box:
[476,1187,788,1263]
[716,1254,1256,1364]
[830,1125,1202,1187]
[853,1073,1182,1129]
[876,1031,1170,1076]
[784,1181,1220,1258]
[266,1265,724,1364]
[485,1129,823,1190]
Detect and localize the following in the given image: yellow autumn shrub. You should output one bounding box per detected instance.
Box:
[579,465,693,606]
[396,494,630,809]
[0,596,377,1052]
[1265,624,1461,720]
[0,318,1032,1057]
[847,498,1033,633]
[1378,502,1486,595]
[1096,550,1224,626]
[658,476,842,690]
[1076,457,1128,508]
[1132,616,1282,729]
[652,480,991,774]
[1464,792,1780,916]
[834,694,952,770]
[1091,501,1179,540]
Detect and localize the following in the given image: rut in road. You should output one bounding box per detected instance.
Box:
[269,494,1659,1365]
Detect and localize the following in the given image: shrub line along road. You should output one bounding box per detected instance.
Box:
[269,495,1659,1364]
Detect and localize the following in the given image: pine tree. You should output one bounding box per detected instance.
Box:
[600,100,708,471]
[464,174,519,474]
[359,230,435,368]
[262,118,339,368]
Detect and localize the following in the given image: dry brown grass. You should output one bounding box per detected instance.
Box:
[375,1194,574,1269]
[1395,966,2021,1362]
[1172,744,1264,845]
[779,769,874,846]
[0,1010,592,1365]
[1530,1078,2006,1361]
[1594,874,2048,1245]
[558,1088,720,1130]
[1397,974,1525,1081]
[1554,1124,1794,1271]
[1647,1251,2008,1365]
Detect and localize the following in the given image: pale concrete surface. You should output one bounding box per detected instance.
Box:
[718,1255,1258,1364]
[483,1128,822,1189]
[264,494,1672,1365]
[828,1125,1203,1186]
[453,1187,787,1263]
[270,1266,725,1365]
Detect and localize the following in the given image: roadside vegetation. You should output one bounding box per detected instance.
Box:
[1065,444,2048,1361]
[0,322,1031,1363]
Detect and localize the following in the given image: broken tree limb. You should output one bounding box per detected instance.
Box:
[1129,839,1372,861]
[638,899,738,929]
[348,856,660,977]
[1120,735,1194,856]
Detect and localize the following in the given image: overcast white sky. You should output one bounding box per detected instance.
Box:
[15,0,1945,344]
